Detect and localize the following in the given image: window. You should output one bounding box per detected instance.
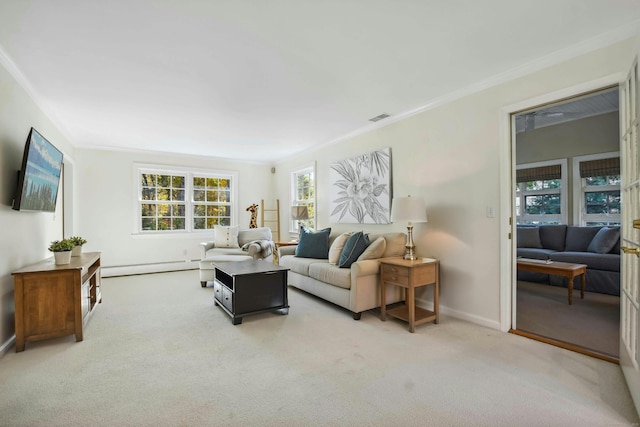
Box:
[573,153,620,226]
[515,160,567,224]
[136,164,237,234]
[290,164,315,233]
[140,172,186,231]
[192,176,232,229]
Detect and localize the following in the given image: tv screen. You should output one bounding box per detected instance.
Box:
[12,128,63,212]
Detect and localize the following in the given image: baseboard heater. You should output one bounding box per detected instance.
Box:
[102,260,199,277]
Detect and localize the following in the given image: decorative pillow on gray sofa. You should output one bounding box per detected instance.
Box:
[517,227,542,248]
[295,227,331,259]
[587,227,620,254]
[339,231,370,268]
[565,226,602,252]
[539,225,567,251]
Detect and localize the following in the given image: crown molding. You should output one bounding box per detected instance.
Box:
[0,43,74,144]
[0,43,39,103]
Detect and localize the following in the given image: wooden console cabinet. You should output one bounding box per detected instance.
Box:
[12,252,102,352]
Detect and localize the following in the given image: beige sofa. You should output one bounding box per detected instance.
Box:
[199,227,275,287]
[279,232,407,319]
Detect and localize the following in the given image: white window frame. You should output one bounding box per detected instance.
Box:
[516,159,568,225]
[133,163,238,236]
[572,151,621,226]
[290,163,316,235]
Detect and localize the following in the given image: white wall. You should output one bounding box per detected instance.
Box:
[0,61,75,351]
[274,37,638,329]
[74,148,275,269]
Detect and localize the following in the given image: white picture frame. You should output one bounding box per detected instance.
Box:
[329,147,392,224]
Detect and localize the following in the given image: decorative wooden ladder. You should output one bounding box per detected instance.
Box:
[260,199,280,242]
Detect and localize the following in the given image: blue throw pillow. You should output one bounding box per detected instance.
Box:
[338,232,370,268]
[295,227,331,259]
[587,227,620,254]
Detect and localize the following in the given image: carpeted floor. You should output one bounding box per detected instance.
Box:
[0,270,637,426]
[516,281,620,358]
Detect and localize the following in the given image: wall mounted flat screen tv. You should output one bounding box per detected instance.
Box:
[12,128,63,212]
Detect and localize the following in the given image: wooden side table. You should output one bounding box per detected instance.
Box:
[380,257,440,333]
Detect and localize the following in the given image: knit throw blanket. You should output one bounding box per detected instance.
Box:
[241,240,274,258]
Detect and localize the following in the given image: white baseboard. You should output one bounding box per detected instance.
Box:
[415,296,501,331]
[0,335,15,358]
[102,261,199,277]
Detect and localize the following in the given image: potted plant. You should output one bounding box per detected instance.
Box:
[48,239,75,265]
[68,236,88,257]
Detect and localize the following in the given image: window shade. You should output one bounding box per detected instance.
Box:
[516,165,562,182]
[579,157,620,177]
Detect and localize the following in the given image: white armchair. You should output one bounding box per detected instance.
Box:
[199,227,275,287]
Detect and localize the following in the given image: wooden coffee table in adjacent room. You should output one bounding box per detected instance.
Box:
[516,258,587,305]
[212,259,289,325]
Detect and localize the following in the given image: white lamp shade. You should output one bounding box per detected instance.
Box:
[391,196,427,223]
[291,205,309,220]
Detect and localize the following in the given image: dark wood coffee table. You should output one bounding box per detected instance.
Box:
[212,259,289,324]
[516,258,587,305]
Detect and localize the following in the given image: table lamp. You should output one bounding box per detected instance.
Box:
[391,196,427,260]
[291,205,309,230]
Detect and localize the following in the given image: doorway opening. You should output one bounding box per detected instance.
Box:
[510,86,621,363]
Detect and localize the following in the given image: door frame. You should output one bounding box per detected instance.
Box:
[498,73,625,332]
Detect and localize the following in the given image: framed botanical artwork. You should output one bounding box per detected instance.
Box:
[329,147,392,224]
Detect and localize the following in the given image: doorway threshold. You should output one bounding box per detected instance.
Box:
[510,328,619,364]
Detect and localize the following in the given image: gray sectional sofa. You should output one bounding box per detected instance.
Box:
[516,224,621,296]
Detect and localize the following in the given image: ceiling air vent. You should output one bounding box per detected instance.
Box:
[368,113,390,122]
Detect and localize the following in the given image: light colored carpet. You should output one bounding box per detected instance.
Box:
[516,281,620,358]
[0,270,637,426]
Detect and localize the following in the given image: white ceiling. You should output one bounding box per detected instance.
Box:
[1,1,640,163]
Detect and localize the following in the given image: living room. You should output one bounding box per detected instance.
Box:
[2,2,640,425]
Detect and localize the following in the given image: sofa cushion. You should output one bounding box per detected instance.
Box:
[280,255,328,276]
[549,251,620,272]
[308,263,351,289]
[539,225,567,251]
[328,232,353,265]
[199,254,253,270]
[611,226,621,253]
[516,248,558,260]
[358,236,386,261]
[205,247,247,258]
[587,227,620,254]
[564,226,601,252]
[214,226,239,248]
[238,227,272,246]
[295,227,331,259]
[517,227,542,248]
[339,232,370,268]
[381,232,407,258]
